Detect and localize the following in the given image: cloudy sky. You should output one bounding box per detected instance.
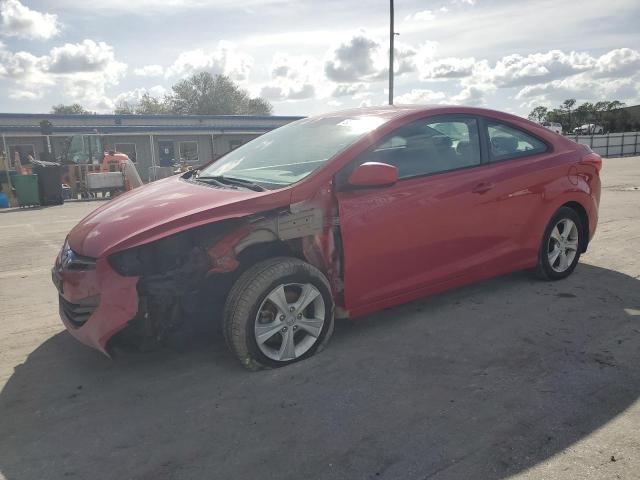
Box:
[0,0,639,116]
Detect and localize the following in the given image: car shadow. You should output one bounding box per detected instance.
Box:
[0,263,639,480]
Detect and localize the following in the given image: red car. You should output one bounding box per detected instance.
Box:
[52,106,601,369]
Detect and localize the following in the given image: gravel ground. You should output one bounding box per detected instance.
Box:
[0,157,639,480]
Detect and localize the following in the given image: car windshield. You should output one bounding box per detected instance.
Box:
[197,115,386,188]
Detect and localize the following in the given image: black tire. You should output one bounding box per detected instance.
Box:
[534,206,584,280]
[223,257,335,370]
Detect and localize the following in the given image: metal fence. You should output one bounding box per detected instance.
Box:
[571,131,640,158]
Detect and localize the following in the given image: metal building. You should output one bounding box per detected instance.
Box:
[0,113,303,182]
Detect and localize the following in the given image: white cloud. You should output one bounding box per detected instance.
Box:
[285,83,315,100]
[51,0,291,14]
[332,83,367,98]
[0,0,638,118]
[244,29,343,48]
[594,48,640,77]
[420,50,598,92]
[324,31,417,84]
[404,10,435,22]
[0,0,59,40]
[8,88,42,100]
[484,50,596,88]
[259,85,285,101]
[395,88,446,104]
[515,74,639,104]
[418,57,476,79]
[166,41,253,82]
[409,47,640,108]
[0,39,126,110]
[134,64,164,77]
[395,41,418,75]
[270,53,318,80]
[258,53,320,102]
[47,40,124,76]
[0,43,47,83]
[260,83,315,101]
[511,48,640,107]
[451,85,486,106]
[324,33,385,83]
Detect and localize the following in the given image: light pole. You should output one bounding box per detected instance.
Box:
[389,0,394,105]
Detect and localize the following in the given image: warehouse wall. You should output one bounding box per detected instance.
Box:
[2,131,268,182]
[213,134,260,158]
[105,135,154,182]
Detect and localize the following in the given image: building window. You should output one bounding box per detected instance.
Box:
[9,144,36,168]
[178,141,199,164]
[115,143,137,162]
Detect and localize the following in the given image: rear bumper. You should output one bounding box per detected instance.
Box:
[53,257,139,355]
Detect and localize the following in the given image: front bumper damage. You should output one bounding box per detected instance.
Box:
[54,256,139,355]
[53,197,344,355]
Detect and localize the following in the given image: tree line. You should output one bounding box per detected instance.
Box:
[52,72,273,116]
[528,99,636,134]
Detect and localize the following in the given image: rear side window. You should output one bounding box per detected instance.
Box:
[356,116,481,179]
[487,122,547,161]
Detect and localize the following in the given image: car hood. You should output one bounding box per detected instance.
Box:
[68,175,292,258]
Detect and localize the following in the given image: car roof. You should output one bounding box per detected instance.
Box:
[310,104,532,125]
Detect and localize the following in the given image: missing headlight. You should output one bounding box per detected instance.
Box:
[108,220,237,277]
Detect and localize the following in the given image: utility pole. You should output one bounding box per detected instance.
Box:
[389,0,394,105]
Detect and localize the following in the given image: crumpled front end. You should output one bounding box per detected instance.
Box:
[53,184,345,354]
[53,241,139,355]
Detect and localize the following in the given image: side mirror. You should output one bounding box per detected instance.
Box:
[347,162,398,188]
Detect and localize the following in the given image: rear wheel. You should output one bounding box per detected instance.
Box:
[535,206,583,280]
[223,257,335,370]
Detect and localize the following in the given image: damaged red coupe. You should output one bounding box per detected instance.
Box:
[52,106,601,369]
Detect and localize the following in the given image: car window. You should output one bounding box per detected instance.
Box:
[375,135,407,150]
[198,115,386,188]
[357,116,481,179]
[487,122,547,161]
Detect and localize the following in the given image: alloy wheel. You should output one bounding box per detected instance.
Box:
[254,283,326,362]
[547,218,579,273]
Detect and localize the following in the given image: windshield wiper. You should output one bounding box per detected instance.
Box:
[196,175,265,192]
[192,175,235,189]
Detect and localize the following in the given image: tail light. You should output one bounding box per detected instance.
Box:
[579,151,602,172]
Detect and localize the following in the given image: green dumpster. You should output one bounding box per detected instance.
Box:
[13,174,40,207]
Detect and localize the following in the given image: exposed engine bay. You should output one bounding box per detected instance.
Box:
[107,199,344,352]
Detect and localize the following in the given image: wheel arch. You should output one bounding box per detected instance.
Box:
[560,200,590,252]
[236,239,300,270]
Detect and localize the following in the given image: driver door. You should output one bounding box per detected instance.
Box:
[335,115,500,314]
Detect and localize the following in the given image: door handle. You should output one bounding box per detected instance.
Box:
[472,182,495,194]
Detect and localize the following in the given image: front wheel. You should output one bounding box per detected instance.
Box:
[223,257,335,370]
[534,207,583,280]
